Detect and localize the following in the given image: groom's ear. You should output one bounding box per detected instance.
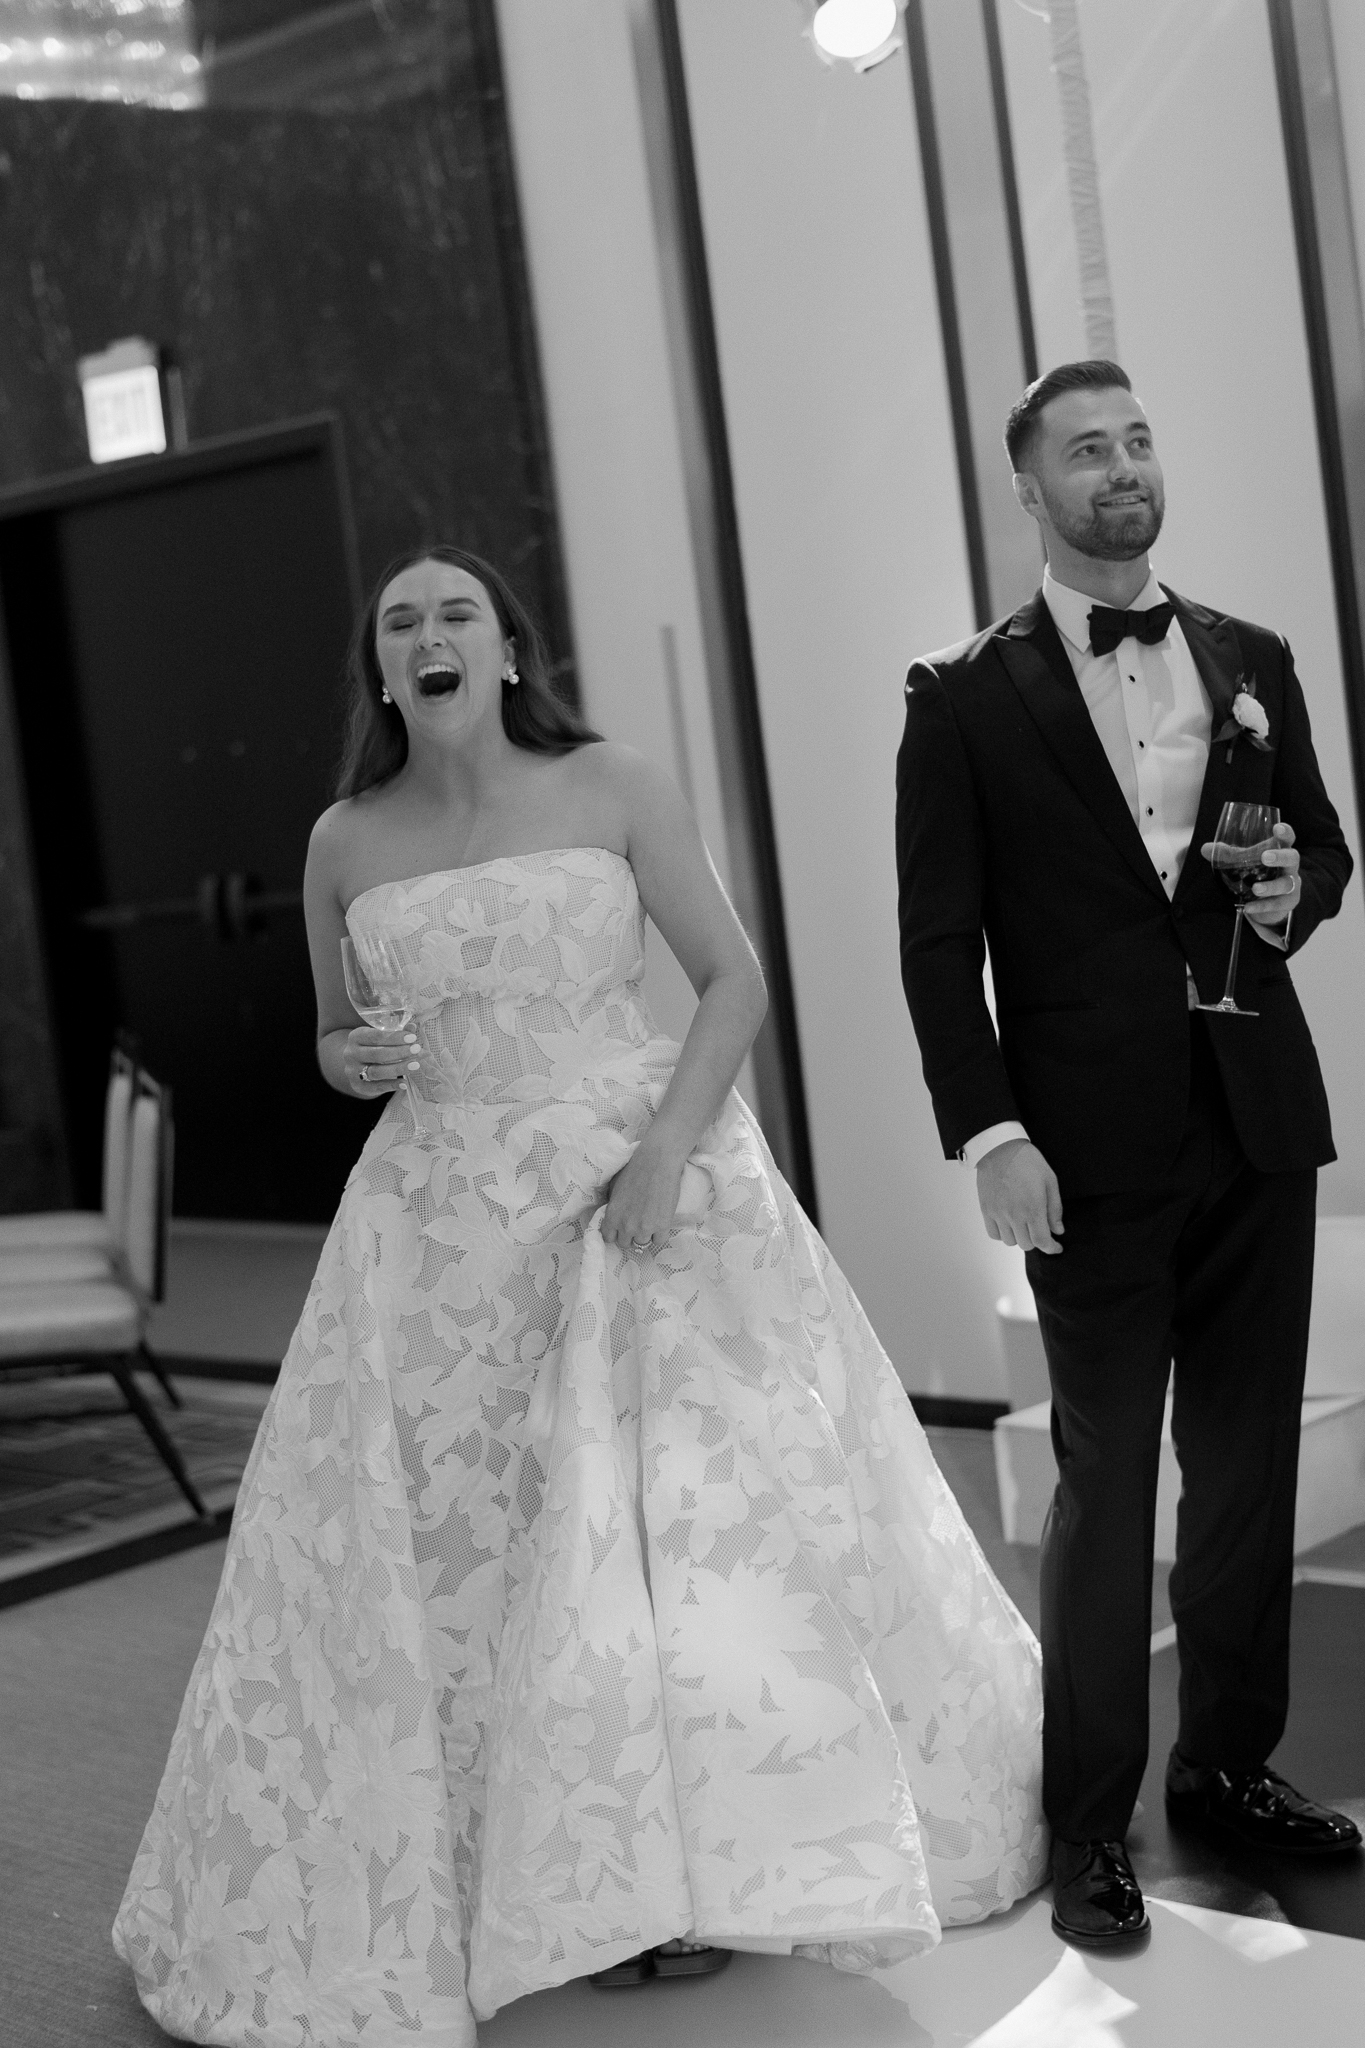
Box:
[1012,470,1043,522]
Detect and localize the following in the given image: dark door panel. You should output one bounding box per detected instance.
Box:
[1,417,378,1222]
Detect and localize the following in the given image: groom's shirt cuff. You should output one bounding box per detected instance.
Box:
[960,1121,1029,1168]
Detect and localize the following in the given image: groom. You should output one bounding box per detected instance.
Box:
[895,360,1360,1948]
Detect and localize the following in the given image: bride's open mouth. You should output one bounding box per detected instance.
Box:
[415,661,463,700]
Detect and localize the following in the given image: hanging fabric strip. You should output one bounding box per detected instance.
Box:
[1046,0,1119,359]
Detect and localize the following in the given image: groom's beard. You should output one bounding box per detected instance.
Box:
[1042,477,1165,562]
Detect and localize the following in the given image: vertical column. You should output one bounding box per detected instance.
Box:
[905,0,1040,625]
[631,0,819,1219]
[1269,0,1365,850]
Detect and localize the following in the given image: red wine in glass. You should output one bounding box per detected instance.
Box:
[1194,801,1280,1017]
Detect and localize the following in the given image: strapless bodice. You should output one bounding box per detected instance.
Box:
[346,847,660,1112]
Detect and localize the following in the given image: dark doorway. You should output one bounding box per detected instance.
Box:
[0,416,380,1222]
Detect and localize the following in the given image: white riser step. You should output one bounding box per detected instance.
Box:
[994,1215,1365,1413]
[993,1393,1365,1560]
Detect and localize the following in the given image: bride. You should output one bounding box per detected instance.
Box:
[114,547,1047,2045]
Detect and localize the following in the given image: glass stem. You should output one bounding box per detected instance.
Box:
[1220,903,1247,1006]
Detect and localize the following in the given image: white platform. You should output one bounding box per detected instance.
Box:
[996,1214,1365,1410]
[994,1391,1365,1558]
[1304,1216,1365,1396]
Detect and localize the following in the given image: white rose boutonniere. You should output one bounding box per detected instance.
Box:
[1213,672,1274,762]
[1233,692,1270,739]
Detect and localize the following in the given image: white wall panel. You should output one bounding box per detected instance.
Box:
[676,1,1025,1398]
[1329,0,1365,221]
[493,0,758,1110]
[1000,0,1365,1212]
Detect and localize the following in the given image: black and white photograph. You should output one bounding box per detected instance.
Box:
[1,3,1362,2044]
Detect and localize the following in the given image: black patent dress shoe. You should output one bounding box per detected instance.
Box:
[1166,1757,1363,1856]
[1050,1837,1150,1948]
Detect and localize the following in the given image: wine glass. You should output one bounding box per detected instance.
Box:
[341,932,424,1133]
[1194,801,1281,1018]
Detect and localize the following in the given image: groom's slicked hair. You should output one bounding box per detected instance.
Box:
[1005,359,1132,472]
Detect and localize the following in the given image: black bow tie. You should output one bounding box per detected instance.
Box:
[1087,601,1174,656]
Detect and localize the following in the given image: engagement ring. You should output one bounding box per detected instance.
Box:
[360,1066,370,1084]
[630,1238,651,1252]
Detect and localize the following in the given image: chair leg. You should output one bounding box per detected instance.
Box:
[108,1356,211,1520]
[142,1346,184,1408]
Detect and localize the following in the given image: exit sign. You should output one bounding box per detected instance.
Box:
[77,340,167,464]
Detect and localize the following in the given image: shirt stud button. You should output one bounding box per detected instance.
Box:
[1146,806,1154,816]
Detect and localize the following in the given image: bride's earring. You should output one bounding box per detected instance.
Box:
[504,667,520,687]
[381,687,392,704]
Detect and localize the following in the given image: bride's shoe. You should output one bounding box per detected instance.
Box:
[588,1940,732,1988]
[651,1940,732,1977]
[589,1951,655,1987]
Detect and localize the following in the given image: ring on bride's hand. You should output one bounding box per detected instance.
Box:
[359,1065,370,1085]
[630,1238,652,1253]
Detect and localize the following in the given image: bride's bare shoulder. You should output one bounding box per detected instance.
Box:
[565,738,675,803]
[558,739,681,848]
[306,788,396,901]
[308,794,363,864]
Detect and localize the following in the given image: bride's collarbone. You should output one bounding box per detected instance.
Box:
[342,809,624,899]
[338,754,628,898]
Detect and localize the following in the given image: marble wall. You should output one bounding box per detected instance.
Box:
[0,0,571,1209]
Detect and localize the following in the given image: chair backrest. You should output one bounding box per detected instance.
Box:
[125,1073,173,1301]
[102,1052,137,1243]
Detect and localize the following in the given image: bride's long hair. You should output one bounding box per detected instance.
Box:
[335,545,600,799]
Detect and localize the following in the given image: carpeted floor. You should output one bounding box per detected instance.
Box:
[0,1370,268,1601]
[146,1222,327,1366]
[0,1539,229,2048]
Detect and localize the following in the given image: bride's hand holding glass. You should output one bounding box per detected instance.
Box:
[343,1021,420,1099]
[340,933,425,1128]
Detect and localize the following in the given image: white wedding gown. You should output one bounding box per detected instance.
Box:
[114,848,1046,2046]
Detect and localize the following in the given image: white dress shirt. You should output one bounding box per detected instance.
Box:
[962,566,1286,1169]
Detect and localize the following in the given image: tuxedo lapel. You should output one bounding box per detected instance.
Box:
[1167,588,1243,900]
[994,592,1168,901]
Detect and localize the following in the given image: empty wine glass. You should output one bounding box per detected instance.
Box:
[341,932,424,1133]
[1194,801,1281,1018]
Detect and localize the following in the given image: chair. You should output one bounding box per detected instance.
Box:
[0,1044,184,1410]
[0,1069,210,1520]
[0,1046,135,1282]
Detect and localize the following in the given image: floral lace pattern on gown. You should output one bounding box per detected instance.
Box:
[114,848,1046,2047]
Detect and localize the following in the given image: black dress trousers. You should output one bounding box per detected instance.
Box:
[1024,1014,1317,1843]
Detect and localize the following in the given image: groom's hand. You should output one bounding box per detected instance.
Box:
[976,1139,1064,1254]
[1201,820,1301,928]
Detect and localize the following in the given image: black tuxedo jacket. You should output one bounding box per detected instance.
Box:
[895,587,1353,1197]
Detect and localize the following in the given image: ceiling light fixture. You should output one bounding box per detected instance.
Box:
[810,0,902,70]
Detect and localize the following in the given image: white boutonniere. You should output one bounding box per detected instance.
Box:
[1213,673,1273,762]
